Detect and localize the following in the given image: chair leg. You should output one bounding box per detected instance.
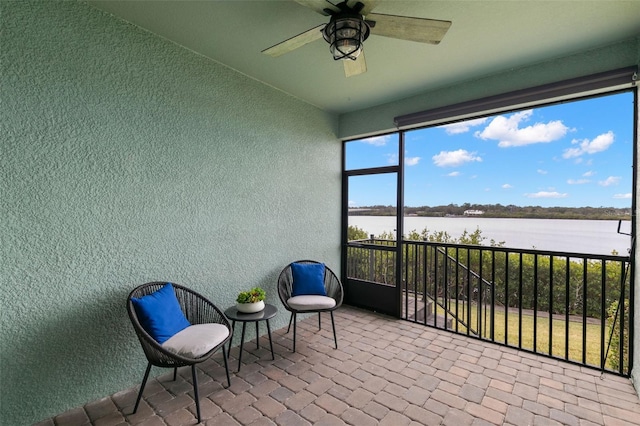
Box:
[318,312,322,330]
[222,345,231,388]
[173,367,178,381]
[192,365,201,423]
[226,320,236,359]
[292,313,297,352]
[330,311,338,349]
[133,362,152,414]
[266,319,275,360]
[286,312,293,333]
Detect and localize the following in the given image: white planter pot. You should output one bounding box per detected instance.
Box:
[236,300,265,313]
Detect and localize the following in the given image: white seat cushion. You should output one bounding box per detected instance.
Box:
[161,323,229,358]
[288,295,336,311]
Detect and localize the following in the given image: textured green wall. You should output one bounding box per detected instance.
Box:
[1,1,339,424]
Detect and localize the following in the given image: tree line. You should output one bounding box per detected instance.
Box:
[349,203,631,220]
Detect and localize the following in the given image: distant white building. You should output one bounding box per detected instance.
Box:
[463,209,484,216]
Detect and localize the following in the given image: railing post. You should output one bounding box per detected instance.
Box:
[369,234,375,282]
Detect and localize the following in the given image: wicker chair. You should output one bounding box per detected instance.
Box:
[277,260,343,352]
[126,282,232,423]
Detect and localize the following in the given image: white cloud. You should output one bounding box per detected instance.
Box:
[447,171,460,177]
[613,193,632,199]
[502,184,513,189]
[360,135,392,146]
[567,179,590,184]
[441,117,489,135]
[562,131,614,158]
[475,109,569,147]
[599,176,621,187]
[405,156,421,166]
[432,149,482,167]
[525,191,568,199]
[537,169,548,175]
[583,170,595,177]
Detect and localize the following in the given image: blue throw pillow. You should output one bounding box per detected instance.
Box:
[131,283,191,344]
[291,263,327,297]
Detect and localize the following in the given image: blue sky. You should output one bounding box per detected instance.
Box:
[346,91,634,208]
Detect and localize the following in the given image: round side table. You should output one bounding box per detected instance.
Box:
[224,303,277,372]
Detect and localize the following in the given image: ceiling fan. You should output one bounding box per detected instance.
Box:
[262,0,452,77]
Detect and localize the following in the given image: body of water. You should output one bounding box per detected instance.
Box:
[348,216,632,256]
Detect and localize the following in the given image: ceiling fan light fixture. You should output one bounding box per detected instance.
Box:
[264,0,452,77]
[322,15,370,61]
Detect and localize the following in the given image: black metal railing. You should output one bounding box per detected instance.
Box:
[346,237,633,376]
[346,237,397,285]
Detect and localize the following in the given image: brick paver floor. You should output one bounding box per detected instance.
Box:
[38,306,640,425]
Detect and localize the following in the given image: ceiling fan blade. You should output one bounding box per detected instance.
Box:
[344,52,367,77]
[262,24,325,57]
[367,13,452,44]
[294,0,340,16]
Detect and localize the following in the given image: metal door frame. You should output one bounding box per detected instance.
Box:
[341,133,405,317]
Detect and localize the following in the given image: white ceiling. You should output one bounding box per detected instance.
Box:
[88,0,640,114]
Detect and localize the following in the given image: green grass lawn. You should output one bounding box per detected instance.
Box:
[434,300,615,370]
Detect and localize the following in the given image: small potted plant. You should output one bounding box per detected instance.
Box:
[236,287,266,313]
